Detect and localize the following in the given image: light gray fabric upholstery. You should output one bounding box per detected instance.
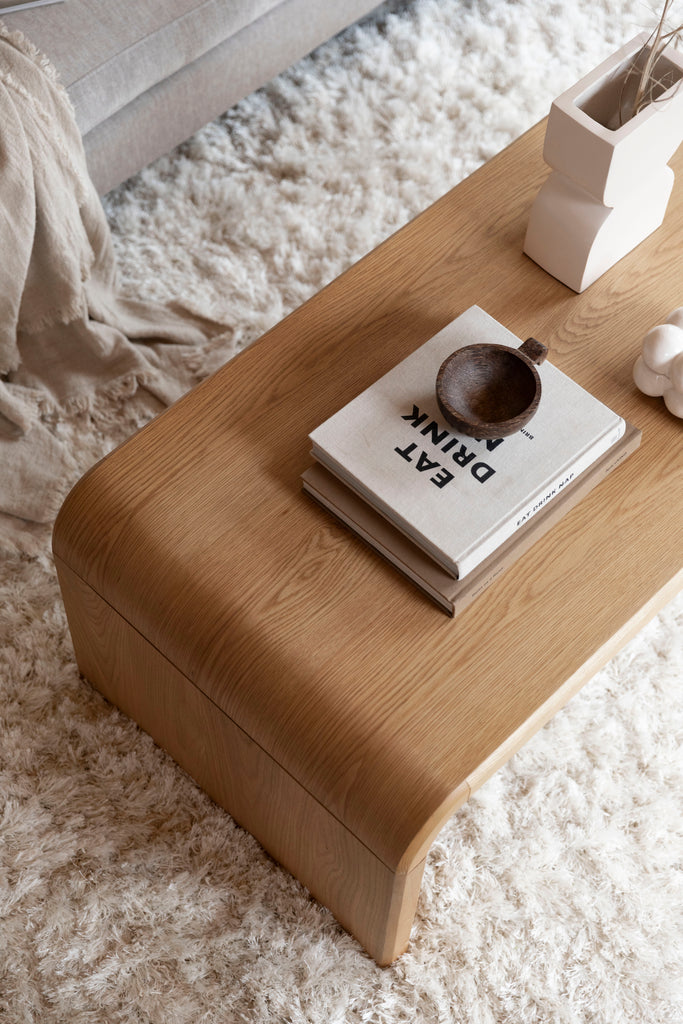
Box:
[3,0,282,134]
[2,0,381,193]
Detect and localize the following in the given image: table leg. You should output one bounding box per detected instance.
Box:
[54,557,427,964]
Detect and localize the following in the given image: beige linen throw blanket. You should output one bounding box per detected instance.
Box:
[0,27,226,545]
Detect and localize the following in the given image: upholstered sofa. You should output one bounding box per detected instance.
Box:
[2,0,381,194]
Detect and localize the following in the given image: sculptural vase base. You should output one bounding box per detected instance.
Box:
[523,166,674,293]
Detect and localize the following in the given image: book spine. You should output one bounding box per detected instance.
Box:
[448,425,637,613]
[304,423,639,617]
[456,420,626,578]
[302,481,453,614]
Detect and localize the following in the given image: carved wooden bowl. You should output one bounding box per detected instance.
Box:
[435,337,548,439]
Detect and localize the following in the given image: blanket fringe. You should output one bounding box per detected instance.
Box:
[0,22,62,88]
[19,292,89,337]
[0,28,92,207]
[34,368,180,420]
[0,25,227,536]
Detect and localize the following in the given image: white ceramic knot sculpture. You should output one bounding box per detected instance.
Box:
[633,308,683,418]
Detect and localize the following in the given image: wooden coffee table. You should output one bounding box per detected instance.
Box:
[53,121,683,965]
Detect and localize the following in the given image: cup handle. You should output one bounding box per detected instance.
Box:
[520,337,548,365]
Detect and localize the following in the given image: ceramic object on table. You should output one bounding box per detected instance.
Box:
[524,33,683,293]
[633,308,683,417]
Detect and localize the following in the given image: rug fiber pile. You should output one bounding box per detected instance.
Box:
[1,1,681,1021]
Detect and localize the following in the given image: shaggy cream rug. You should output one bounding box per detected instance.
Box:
[1,1,681,1021]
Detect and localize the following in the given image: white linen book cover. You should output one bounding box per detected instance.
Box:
[308,306,626,579]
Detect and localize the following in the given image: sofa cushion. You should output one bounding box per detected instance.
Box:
[2,0,282,135]
[78,0,381,193]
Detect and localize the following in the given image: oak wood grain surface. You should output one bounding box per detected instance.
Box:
[53,556,430,964]
[54,121,683,889]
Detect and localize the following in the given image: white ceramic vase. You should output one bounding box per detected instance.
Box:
[524,33,683,293]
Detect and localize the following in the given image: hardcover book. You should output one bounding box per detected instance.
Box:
[303,423,640,615]
[308,306,626,579]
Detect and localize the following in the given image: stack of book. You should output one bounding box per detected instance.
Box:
[303,306,640,615]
